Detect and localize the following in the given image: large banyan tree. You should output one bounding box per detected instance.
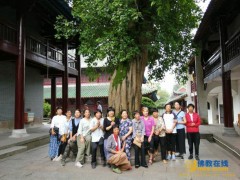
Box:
[55,0,201,115]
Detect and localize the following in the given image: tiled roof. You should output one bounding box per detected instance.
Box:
[166,93,188,104]
[44,83,157,99]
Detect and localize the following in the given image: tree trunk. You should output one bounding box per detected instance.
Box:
[108,49,148,116]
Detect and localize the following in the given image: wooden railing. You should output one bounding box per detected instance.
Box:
[0,21,76,68]
[68,54,77,68]
[225,30,240,64]
[204,48,221,78]
[0,22,17,44]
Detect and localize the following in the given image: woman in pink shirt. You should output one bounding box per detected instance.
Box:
[185,104,201,160]
[140,107,155,165]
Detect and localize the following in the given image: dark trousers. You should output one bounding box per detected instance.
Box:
[153,134,160,151]
[166,133,176,152]
[144,136,154,154]
[58,141,67,156]
[176,128,186,154]
[159,136,167,160]
[133,143,147,166]
[91,141,105,163]
[187,132,200,156]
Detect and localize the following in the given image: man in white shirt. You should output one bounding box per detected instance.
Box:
[90,110,105,169]
[97,101,103,112]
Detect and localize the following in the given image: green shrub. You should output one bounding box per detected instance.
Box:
[141,97,157,109]
[201,117,208,125]
[43,101,51,118]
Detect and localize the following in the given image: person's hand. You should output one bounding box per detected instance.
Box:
[122,135,126,141]
[80,137,85,143]
[155,130,160,136]
[51,130,56,135]
[148,136,152,143]
[166,129,172,133]
[191,123,195,126]
[72,136,76,142]
[96,121,100,127]
[111,121,115,126]
[162,125,166,130]
[68,139,71,144]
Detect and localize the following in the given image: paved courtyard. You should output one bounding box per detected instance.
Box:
[0,139,239,180]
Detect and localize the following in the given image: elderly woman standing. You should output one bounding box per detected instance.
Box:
[49,107,67,161]
[107,125,132,174]
[132,110,147,168]
[141,107,155,165]
[119,110,133,161]
[75,109,92,168]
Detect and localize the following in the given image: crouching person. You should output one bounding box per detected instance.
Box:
[90,110,106,169]
[61,109,81,166]
[107,125,132,174]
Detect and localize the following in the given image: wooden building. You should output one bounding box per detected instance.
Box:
[193,0,240,136]
[0,0,80,135]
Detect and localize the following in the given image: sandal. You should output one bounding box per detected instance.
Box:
[148,158,153,165]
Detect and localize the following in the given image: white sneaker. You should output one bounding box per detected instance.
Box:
[55,155,62,161]
[75,162,83,168]
[52,156,58,161]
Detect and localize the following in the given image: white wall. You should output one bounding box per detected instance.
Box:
[207,96,219,124]
[0,61,44,128]
[233,80,240,124]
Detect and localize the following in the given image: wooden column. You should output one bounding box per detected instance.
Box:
[14,14,25,129]
[219,17,238,136]
[62,41,68,113]
[76,51,81,110]
[51,77,56,118]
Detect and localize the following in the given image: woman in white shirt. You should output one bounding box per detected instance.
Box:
[162,103,177,161]
[48,107,67,161]
[75,109,92,168]
[90,110,105,169]
[56,110,72,161]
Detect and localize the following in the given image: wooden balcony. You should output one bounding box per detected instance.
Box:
[203,30,240,82]
[0,21,78,75]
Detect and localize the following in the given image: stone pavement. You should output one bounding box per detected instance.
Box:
[0,139,239,180]
[0,124,49,159]
[200,125,240,159]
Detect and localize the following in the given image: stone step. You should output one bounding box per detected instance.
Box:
[0,146,27,159]
[212,135,240,160]
[0,134,49,151]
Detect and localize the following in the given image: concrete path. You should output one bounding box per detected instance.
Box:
[0,139,239,180]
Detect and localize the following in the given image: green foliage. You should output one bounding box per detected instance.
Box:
[55,0,202,84]
[141,96,157,109]
[43,101,51,118]
[155,89,170,108]
[201,117,209,125]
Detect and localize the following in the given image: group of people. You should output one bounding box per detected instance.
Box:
[48,102,201,174]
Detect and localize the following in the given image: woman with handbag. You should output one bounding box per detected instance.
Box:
[56,110,72,162]
[90,110,105,169]
[132,110,148,168]
[107,125,132,174]
[119,110,133,161]
[48,107,67,161]
[152,108,161,161]
[159,115,167,164]
[141,107,155,165]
